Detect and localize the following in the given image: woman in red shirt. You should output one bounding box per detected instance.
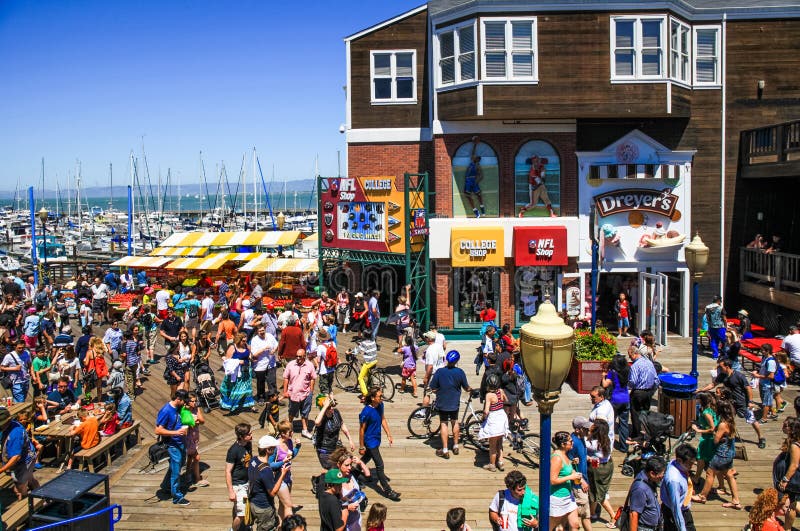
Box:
[748,487,788,531]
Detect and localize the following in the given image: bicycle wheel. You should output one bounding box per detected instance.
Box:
[372,371,395,401]
[334,363,358,391]
[465,419,489,451]
[516,433,541,467]
[407,406,440,438]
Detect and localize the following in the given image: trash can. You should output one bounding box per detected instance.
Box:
[28,470,110,530]
[657,373,698,437]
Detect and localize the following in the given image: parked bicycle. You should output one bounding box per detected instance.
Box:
[407,389,485,443]
[334,348,396,401]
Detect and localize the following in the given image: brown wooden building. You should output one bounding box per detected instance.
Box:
[339,0,800,336]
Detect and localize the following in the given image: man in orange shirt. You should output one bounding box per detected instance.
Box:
[66,410,100,470]
[215,309,238,356]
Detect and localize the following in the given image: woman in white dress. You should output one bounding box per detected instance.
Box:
[479,373,508,472]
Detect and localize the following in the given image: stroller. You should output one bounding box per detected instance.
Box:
[621,410,694,477]
[193,361,221,413]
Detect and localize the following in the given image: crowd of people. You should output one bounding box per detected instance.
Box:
[3,266,800,531]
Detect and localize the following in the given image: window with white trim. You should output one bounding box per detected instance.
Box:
[436,23,476,87]
[611,16,666,80]
[670,19,690,83]
[693,26,721,85]
[370,50,416,103]
[480,17,538,81]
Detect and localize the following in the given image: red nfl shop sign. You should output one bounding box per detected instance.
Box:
[513,226,568,266]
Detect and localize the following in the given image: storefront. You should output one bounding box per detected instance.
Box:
[576,130,696,342]
[429,218,580,331]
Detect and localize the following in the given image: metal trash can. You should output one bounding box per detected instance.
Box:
[658,373,698,437]
[28,470,110,531]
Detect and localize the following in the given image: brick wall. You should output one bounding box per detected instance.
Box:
[347,142,434,181]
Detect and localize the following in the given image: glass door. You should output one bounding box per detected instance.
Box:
[639,272,668,346]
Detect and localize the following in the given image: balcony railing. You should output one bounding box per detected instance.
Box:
[740,120,800,178]
[740,247,800,292]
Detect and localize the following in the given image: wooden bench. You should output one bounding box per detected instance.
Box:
[74,420,141,473]
[1,497,44,531]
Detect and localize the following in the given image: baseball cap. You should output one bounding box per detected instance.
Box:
[572,416,592,430]
[324,468,348,485]
[355,292,363,298]
[258,435,279,449]
[242,299,251,308]
[423,330,437,341]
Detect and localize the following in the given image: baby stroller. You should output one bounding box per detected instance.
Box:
[193,362,221,413]
[621,410,680,477]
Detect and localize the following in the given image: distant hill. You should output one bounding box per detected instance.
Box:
[0,178,318,199]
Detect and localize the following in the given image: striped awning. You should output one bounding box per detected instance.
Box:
[239,257,318,273]
[109,256,173,268]
[589,163,688,180]
[157,231,304,248]
[149,247,209,257]
[166,252,261,271]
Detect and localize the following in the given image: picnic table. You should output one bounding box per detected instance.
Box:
[741,337,784,354]
[727,317,767,335]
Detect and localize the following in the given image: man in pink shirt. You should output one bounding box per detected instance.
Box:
[282,348,318,439]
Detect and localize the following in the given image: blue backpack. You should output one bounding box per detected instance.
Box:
[769,357,786,385]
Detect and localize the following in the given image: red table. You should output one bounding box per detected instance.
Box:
[727,318,767,334]
[741,337,784,353]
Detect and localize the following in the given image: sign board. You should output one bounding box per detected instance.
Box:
[513,226,568,266]
[321,177,420,253]
[450,226,504,267]
[593,188,679,219]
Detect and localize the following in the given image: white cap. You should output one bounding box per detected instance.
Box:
[242,299,251,308]
[355,292,363,298]
[258,435,279,449]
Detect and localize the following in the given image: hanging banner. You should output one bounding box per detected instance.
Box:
[450,226,504,267]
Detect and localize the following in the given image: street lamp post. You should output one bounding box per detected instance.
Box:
[685,234,709,379]
[37,207,49,287]
[519,300,576,531]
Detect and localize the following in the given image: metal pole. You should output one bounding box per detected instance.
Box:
[591,239,599,333]
[29,187,38,287]
[691,279,699,378]
[127,186,133,256]
[538,410,551,531]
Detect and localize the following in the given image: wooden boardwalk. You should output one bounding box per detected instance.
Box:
[4,330,788,530]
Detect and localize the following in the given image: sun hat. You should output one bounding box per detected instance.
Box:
[423,330,437,341]
[258,435,279,449]
[324,468,349,485]
[317,328,331,341]
[738,309,749,316]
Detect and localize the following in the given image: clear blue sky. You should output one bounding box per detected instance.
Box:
[0,0,421,190]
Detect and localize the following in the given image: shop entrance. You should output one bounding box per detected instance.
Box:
[454,267,501,327]
[596,272,640,335]
[639,272,668,346]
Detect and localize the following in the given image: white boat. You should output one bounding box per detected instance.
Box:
[0,255,21,272]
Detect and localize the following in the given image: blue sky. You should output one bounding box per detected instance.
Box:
[0,0,421,190]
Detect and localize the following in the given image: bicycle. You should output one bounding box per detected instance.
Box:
[334,349,396,401]
[407,389,485,446]
[466,414,542,467]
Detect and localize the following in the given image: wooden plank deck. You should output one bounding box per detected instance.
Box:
[3,330,784,530]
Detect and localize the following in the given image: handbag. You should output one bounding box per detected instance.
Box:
[141,437,170,472]
[242,496,254,526]
[1,353,22,390]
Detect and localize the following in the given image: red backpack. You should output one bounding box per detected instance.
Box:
[324,342,339,368]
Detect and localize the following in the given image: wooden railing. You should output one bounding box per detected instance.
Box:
[740,247,800,291]
[741,120,800,166]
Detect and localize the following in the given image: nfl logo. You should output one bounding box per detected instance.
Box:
[330,179,340,195]
[528,240,537,251]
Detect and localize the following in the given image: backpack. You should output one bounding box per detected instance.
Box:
[187,303,199,320]
[324,342,338,368]
[768,357,786,385]
[490,489,506,531]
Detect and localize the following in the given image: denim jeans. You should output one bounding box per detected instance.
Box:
[612,401,630,451]
[370,318,380,341]
[709,327,726,359]
[11,381,29,403]
[160,444,186,503]
[523,374,532,403]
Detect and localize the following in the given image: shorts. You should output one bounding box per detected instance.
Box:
[760,382,774,407]
[10,458,36,487]
[439,409,458,422]
[288,394,312,419]
[157,309,168,320]
[185,318,199,333]
[401,366,416,379]
[618,317,630,329]
[573,488,590,519]
[735,405,757,424]
[464,177,481,194]
[232,483,249,517]
[23,334,37,349]
[92,299,107,314]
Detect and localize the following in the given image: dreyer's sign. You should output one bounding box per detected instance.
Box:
[594,188,679,218]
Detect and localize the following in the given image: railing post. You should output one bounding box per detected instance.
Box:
[740,247,746,284]
[775,254,783,291]
[777,124,786,162]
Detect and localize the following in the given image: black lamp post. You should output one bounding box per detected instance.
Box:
[685,234,709,379]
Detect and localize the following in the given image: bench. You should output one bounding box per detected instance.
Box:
[74,420,141,473]
[740,350,762,371]
[1,497,43,531]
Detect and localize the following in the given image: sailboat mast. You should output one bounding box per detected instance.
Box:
[76,160,83,240]
[130,151,136,253]
[109,162,113,211]
[253,147,258,227]
[40,157,45,209]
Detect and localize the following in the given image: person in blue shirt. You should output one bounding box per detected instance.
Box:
[567,417,592,531]
[358,387,400,501]
[429,350,472,460]
[661,443,697,531]
[155,389,190,506]
[103,270,118,292]
[628,456,666,531]
[0,407,40,498]
[109,388,133,427]
[136,270,148,289]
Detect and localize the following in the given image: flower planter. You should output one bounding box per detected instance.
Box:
[568,359,608,394]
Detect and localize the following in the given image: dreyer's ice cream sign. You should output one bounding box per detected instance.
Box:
[594,188,679,218]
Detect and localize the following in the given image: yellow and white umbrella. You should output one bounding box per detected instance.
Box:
[158,231,304,248]
[150,247,209,257]
[109,256,173,268]
[166,252,262,270]
[239,257,318,273]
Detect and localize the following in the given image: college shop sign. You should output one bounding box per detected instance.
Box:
[593,188,679,219]
[450,226,505,267]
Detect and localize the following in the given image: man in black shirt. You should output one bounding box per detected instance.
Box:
[700,358,765,448]
[159,308,183,355]
[319,468,349,531]
[225,423,253,531]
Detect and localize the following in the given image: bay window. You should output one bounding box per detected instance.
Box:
[481,17,538,81]
[436,23,476,87]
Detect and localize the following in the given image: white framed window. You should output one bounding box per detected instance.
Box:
[611,16,666,80]
[436,22,476,88]
[693,26,721,86]
[670,19,691,84]
[370,50,417,104]
[480,17,538,82]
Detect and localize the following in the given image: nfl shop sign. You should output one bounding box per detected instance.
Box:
[514,226,568,266]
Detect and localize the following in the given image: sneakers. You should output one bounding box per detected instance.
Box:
[779,403,788,413]
[473,208,481,219]
[483,463,497,472]
[174,498,191,506]
[385,489,401,501]
[301,430,313,439]
[758,438,767,449]
[436,449,450,459]
[192,480,210,488]
[452,446,460,456]
[496,461,505,471]
[480,204,486,215]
